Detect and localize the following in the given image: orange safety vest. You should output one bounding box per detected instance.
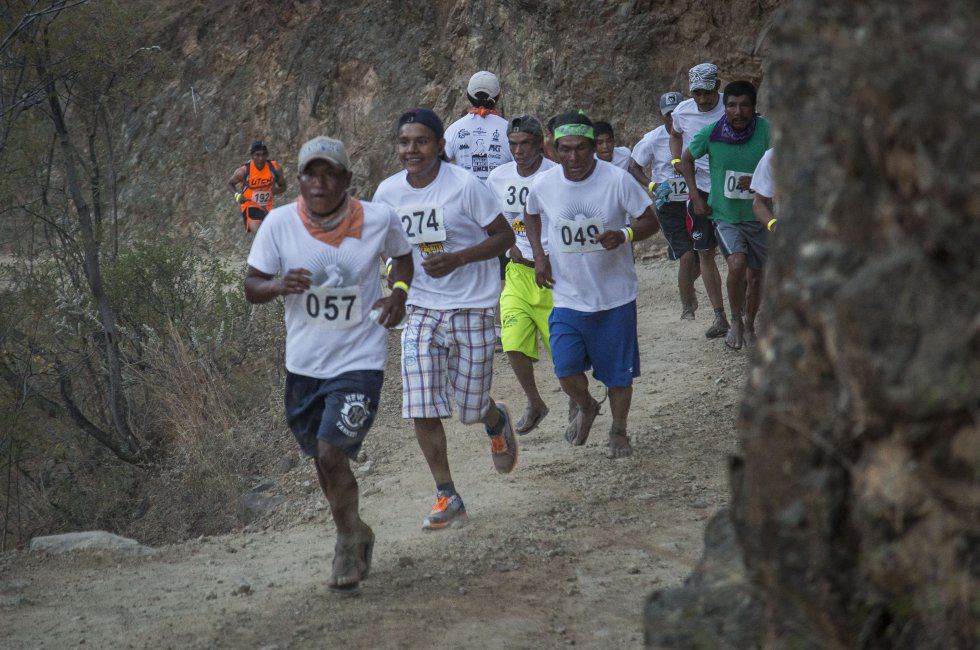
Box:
[241,160,279,213]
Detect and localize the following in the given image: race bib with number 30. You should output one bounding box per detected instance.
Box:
[501,180,532,213]
[555,217,605,253]
[303,285,362,330]
[398,205,446,244]
[723,170,755,200]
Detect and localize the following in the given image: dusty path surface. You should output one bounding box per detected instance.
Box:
[1,254,747,649]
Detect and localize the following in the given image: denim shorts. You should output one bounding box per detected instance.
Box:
[549,300,640,387]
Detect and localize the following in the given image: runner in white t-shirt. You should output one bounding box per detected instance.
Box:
[486,115,557,435]
[593,121,633,172]
[373,108,518,531]
[444,71,513,182]
[245,136,413,593]
[629,91,707,319]
[669,63,730,339]
[524,111,661,459]
[751,148,777,229]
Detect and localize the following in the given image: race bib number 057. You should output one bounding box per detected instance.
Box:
[303,285,362,330]
[723,170,755,200]
[555,217,604,253]
[397,205,446,244]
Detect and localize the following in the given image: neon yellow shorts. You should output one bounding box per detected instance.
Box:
[499,261,553,360]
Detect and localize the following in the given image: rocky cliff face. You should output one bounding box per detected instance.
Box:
[647,0,979,647]
[125,0,779,224]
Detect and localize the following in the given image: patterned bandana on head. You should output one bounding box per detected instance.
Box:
[688,63,719,92]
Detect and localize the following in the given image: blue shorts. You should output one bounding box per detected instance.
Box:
[548,301,640,387]
[284,370,384,459]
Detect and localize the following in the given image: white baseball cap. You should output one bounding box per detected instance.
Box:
[467,71,500,98]
[298,136,349,173]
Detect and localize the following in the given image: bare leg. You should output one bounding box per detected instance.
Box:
[606,386,633,458]
[678,251,698,318]
[744,267,763,347]
[413,418,453,486]
[506,351,549,433]
[699,248,729,337]
[725,253,748,350]
[559,373,600,445]
[316,442,370,590]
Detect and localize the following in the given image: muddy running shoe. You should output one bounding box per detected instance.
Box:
[704,315,730,339]
[422,492,467,530]
[680,305,696,320]
[486,402,518,474]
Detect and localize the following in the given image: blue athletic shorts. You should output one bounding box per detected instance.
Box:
[284,369,384,459]
[548,301,640,387]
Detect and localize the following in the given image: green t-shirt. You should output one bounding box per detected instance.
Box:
[689,117,770,224]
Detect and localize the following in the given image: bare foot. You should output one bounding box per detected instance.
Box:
[330,534,363,593]
[743,327,757,348]
[606,427,633,459]
[356,522,375,579]
[564,398,600,446]
[516,403,549,435]
[725,319,744,350]
[567,397,578,423]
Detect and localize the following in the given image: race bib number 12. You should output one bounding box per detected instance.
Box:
[723,170,755,200]
[303,285,362,330]
[397,205,446,244]
[666,177,688,202]
[555,217,604,253]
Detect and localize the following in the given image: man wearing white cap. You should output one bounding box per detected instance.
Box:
[244,136,414,593]
[669,63,729,339]
[630,91,703,319]
[444,71,514,182]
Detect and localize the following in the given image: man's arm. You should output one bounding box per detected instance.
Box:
[372,252,413,327]
[596,205,661,249]
[228,166,246,198]
[420,214,515,278]
[679,148,710,217]
[244,265,311,304]
[628,158,652,191]
[524,210,553,288]
[272,162,287,195]
[669,127,684,174]
[753,193,775,228]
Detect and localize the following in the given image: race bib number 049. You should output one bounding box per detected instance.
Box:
[555,217,604,253]
[723,170,755,200]
[303,285,362,330]
[397,205,446,244]
[666,177,688,202]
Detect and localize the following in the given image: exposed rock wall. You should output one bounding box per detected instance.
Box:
[724,0,978,647]
[125,0,780,223]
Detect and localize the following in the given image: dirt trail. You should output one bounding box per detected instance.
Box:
[1,254,747,649]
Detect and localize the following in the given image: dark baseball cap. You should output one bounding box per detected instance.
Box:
[507,115,543,136]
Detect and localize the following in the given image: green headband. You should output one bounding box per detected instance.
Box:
[553,123,594,142]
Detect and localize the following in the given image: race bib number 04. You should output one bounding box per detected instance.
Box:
[666,177,688,202]
[723,170,755,200]
[555,217,604,253]
[501,180,532,213]
[303,285,362,330]
[398,205,446,244]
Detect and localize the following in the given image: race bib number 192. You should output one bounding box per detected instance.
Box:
[723,170,755,200]
[397,205,446,244]
[303,285,362,330]
[252,190,271,205]
[555,217,604,253]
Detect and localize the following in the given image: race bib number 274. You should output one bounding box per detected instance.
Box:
[398,205,446,244]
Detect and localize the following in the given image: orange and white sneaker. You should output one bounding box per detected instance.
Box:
[422,492,467,530]
[487,402,518,474]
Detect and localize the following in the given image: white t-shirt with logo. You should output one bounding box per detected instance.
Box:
[486,157,557,261]
[671,97,725,193]
[373,162,502,310]
[247,200,412,379]
[444,113,513,182]
[525,161,653,312]
[632,125,690,201]
[595,146,632,170]
[750,148,775,198]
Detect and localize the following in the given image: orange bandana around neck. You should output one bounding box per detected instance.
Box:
[297,195,363,247]
[468,107,501,118]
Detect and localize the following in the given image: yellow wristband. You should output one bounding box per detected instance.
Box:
[620,227,634,243]
[648,181,657,193]
[391,281,409,294]
[670,158,681,166]
[767,218,778,231]
[234,192,243,203]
